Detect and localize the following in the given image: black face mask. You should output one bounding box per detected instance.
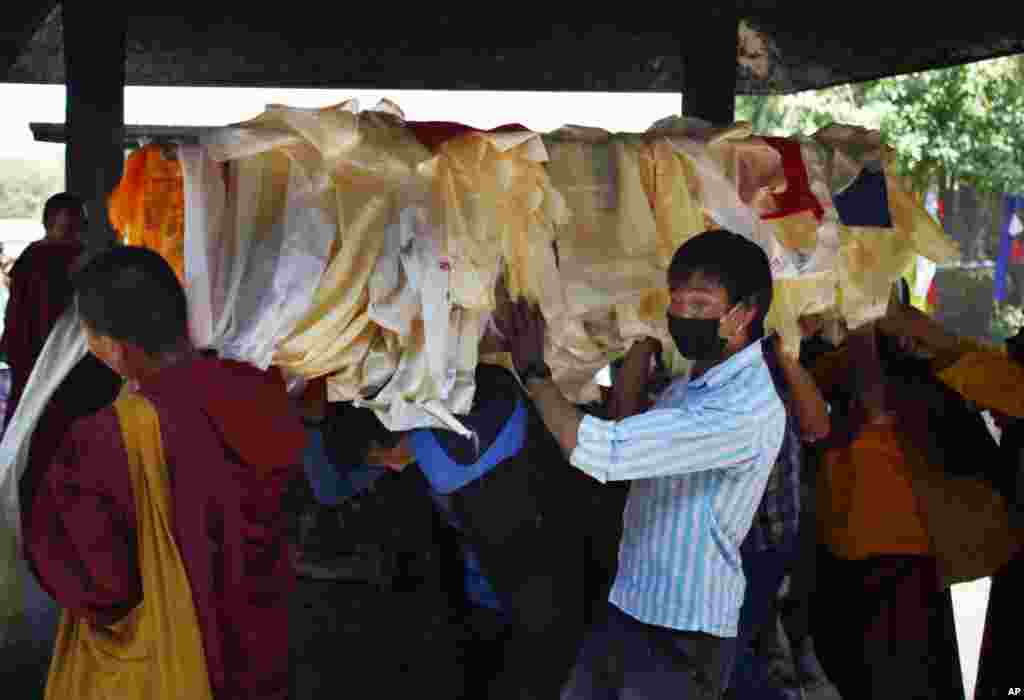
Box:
[667,314,727,362]
[876,330,932,380]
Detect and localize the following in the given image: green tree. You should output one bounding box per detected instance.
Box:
[737,57,1024,260]
[0,158,64,220]
[735,94,790,135]
[870,63,1024,196]
[736,83,882,137]
[869,60,1024,259]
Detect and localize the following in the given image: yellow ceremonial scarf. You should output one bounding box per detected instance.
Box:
[45,392,213,700]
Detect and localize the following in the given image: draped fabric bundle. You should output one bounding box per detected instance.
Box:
[543,128,663,403]
[658,119,957,358]
[106,101,960,422]
[205,102,486,437]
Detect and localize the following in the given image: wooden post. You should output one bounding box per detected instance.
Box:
[681,9,738,124]
[63,2,125,249]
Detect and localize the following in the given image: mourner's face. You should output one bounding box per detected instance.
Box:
[46,209,84,243]
[666,270,756,362]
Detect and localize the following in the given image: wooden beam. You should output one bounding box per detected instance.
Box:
[0,1,59,78]
[63,2,125,249]
[31,122,217,146]
[681,9,739,124]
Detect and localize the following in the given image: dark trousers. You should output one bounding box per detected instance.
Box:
[777,486,816,648]
[812,549,961,700]
[569,468,629,628]
[561,603,736,700]
[457,604,515,699]
[450,455,588,700]
[975,552,1024,699]
[729,537,798,700]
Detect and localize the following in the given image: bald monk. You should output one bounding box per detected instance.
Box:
[24,246,305,699]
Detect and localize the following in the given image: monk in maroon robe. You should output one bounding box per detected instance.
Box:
[1,193,91,434]
[24,246,305,700]
[0,193,122,543]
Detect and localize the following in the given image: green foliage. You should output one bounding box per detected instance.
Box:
[0,158,64,220]
[734,95,791,136]
[871,61,1024,195]
[736,83,885,138]
[736,57,1024,198]
[990,302,1024,343]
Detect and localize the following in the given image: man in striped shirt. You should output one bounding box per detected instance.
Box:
[499,230,787,699]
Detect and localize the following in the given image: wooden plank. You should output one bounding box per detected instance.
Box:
[31,122,215,146]
[6,5,1024,94]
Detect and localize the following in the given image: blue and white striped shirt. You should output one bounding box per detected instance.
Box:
[570,338,786,637]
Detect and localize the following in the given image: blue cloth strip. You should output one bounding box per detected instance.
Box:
[409,398,527,495]
[832,168,893,228]
[302,426,389,505]
[994,194,1024,303]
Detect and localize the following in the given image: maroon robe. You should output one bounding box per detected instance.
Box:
[25,357,306,700]
[0,239,121,534]
[19,352,122,535]
[0,239,84,433]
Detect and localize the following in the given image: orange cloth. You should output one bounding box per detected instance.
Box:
[937,344,1024,419]
[365,441,415,471]
[812,346,1023,586]
[108,145,186,283]
[818,424,931,560]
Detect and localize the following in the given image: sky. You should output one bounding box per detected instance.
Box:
[0,83,685,162]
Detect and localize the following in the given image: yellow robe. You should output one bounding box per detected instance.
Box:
[45,392,212,700]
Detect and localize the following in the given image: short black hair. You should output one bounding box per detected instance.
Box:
[1007,327,1024,364]
[42,192,86,228]
[897,278,911,306]
[668,229,773,340]
[73,246,189,356]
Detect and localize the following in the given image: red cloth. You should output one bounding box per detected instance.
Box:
[0,240,84,432]
[1012,238,1024,264]
[18,353,122,533]
[813,553,951,698]
[0,240,122,525]
[761,137,826,222]
[926,278,939,309]
[405,120,530,152]
[25,357,306,700]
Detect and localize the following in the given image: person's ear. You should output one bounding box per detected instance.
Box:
[87,332,127,376]
[724,302,756,340]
